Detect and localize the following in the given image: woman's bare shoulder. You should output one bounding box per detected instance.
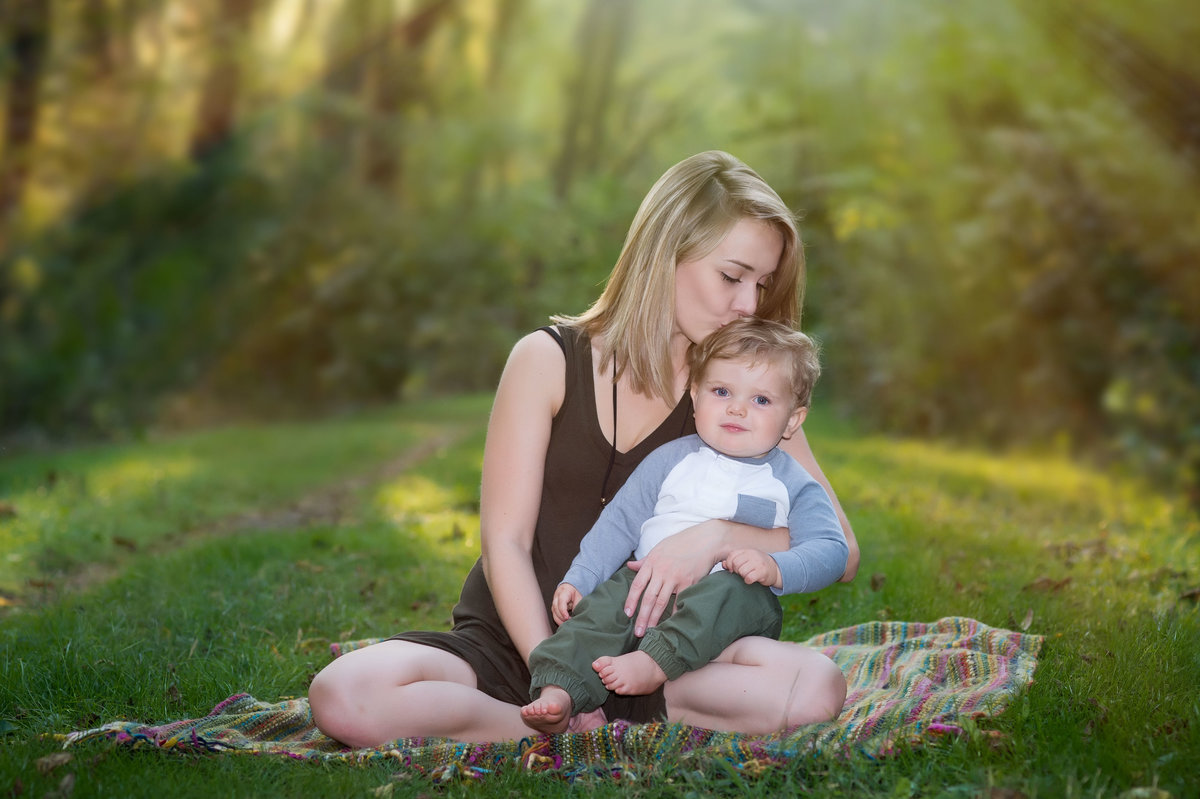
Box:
[495,328,569,413]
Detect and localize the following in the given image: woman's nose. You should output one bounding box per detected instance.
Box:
[731,283,758,317]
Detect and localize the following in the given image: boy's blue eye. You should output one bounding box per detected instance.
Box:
[714,387,730,397]
[753,395,770,406]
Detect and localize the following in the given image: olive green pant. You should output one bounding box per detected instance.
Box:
[529,566,783,714]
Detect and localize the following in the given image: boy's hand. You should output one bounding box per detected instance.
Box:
[722,549,782,589]
[551,583,583,625]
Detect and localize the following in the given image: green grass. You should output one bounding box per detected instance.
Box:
[1,397,1198,797]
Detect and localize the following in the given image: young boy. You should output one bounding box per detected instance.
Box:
[521,317,849,734]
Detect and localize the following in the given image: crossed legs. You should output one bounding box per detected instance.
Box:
[664,635,847,734]
[310,636,846,746]
[309,640,532,747]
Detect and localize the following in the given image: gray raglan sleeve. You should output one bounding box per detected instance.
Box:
[768,452,850,596]
[560,438,693,597]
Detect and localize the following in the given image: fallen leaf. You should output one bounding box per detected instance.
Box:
[989,787,1027,799]
[35,752,72,775]
[1116,789,1172,799]
[1154,717,1188,738]
[1020,609,1034,631]
[870,573,886,592]
[49,772,75,799]
[1179,587,1200,602]
[1022,576,1072,593]
[0,501,17,519]
[294,560,325,573]
[111,536,138,551]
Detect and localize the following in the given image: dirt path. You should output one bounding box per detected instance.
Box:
[24,429,473,606]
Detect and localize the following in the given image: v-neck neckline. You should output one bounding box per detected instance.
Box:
[582,339,691,460]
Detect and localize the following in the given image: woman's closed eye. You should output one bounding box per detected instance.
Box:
[720,272,741,285]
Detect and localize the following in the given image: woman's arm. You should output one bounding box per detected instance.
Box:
[626,426,859,635]
[780,427,860,582]
[478,332,564,664]
[625,519,789,636]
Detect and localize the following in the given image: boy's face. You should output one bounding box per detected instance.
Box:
[690,355,806,459]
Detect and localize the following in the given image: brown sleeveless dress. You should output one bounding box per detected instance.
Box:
[389,325,695,723]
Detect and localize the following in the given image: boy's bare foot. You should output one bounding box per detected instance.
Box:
[520,685,573,734]
[592,651,667,695]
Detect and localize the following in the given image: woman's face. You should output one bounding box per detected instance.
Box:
[673,218,784,345]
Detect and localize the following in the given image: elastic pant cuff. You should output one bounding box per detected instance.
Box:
[638,633,689,681]
[530,669,605,715]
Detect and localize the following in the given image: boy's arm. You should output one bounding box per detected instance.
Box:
[768,455,851,596]
[560,443,675,596]
[780,427,859,581]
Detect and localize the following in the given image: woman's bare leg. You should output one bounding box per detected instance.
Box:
[308,640,531,746]
[662,637,846,735]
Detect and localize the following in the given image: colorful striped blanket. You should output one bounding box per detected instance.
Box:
[63,617,1042,780]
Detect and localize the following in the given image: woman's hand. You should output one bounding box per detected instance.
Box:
[625,518,790,635]
[624,520,724,636]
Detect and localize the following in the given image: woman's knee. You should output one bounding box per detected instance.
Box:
[789,651,846,725]
[308,660,362,742]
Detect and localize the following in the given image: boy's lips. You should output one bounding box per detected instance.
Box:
[720,423,748,433]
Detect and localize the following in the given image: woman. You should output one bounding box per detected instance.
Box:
[309,151,860,746]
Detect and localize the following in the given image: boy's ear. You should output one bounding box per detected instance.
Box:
[781,406,807,440]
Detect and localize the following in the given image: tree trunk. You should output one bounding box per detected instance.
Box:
[552,0,634,201]
[362,0,457,192]
[0,0,51,236]
[80,0,117,78]
[187,0,256,164]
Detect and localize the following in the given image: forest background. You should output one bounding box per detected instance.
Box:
[1,0,1198,504]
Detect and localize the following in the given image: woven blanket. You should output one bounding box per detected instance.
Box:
[63,617,1042,779]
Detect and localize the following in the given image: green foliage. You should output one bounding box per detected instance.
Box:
[2,0,1199,503]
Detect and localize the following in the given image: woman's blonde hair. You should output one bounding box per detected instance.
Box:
[555,150,803,403]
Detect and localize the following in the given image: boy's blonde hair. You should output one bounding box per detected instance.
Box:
[686,317,820,409]
[555,151,803,404]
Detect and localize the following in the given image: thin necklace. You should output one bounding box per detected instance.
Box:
[600,382,618,506]
[599,383,692,506]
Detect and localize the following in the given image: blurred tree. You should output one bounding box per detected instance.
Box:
[363,0,456,192]
[552,0,634,200]
[189,0,257,163]
[0,0,50,241]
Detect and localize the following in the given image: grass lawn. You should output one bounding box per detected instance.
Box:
[1,395,1197,798]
